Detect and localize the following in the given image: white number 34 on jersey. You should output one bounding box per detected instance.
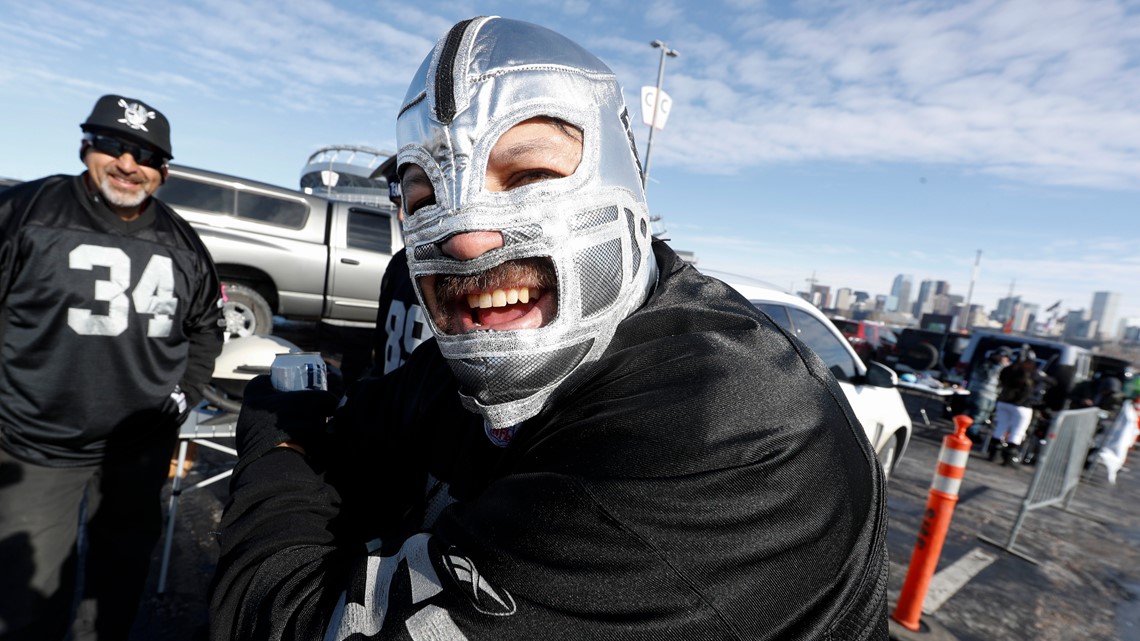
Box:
[68,244,177,338]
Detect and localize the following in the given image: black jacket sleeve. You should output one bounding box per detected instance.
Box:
[0,178,55,307]
[209,447,349,640]
[211,343,468,641]
[167,206,224,407]
[178,275,223,408]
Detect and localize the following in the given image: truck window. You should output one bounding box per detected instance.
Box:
[236,191,308,228]
[346,208,392,254]
[159,176,234,215]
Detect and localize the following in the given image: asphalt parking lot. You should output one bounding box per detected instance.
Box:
[129,334,1140,641]
[885,406,1140,641]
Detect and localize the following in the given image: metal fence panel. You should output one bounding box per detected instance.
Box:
[979,406,1099,563]
[1025,407,1099,509]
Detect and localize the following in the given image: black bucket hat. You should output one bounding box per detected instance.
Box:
[80,94,173,159]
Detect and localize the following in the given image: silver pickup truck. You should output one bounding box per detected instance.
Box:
[157,165,400,337]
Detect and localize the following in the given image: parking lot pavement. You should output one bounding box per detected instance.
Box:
[887,417,1140,641]
[129,364,1140,640]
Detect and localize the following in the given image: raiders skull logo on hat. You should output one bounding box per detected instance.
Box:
[81,94,173,160]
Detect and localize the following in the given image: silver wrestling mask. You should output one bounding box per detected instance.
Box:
[396,16,657,429]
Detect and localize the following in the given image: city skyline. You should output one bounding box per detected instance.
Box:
[808,269,1130,339]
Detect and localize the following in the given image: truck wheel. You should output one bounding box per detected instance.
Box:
[221,282,273,338]
[902,342,939,372]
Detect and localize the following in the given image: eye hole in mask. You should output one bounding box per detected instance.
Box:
[400,166,437,217]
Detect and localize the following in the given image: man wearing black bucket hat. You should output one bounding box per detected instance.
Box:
[0,94,223,640]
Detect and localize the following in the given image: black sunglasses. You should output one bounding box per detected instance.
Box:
[84,134,167,169]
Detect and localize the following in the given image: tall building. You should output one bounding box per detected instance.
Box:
[1013,302,1038,333]
[912,280,935,317]
[1122,320,1140,343]
[835,288,853,313]
[963,304,988,329]
[1063,309,1091,341]
[1090,291,1120,340]
[889,274,913,314]
[931,292,958,315]
[810,284,831,309]
[994,296,1020,324]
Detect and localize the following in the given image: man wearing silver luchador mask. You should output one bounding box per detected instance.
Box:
[395,15,657,434]
[213,17,889,641]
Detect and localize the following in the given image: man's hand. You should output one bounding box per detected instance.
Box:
[167,384,194,424]
[170,385,188,414]
[236,375,340,463]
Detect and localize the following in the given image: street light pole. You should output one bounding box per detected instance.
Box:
[642,39,678,195]
[960,249,981,330]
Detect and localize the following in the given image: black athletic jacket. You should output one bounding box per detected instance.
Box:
[0,174,223,466]
[211,242,889,640]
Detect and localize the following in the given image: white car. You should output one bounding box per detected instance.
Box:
[725,280,913,479]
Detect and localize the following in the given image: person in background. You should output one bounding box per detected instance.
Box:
[1081,375,1127,470]
[989,348,1041,465]
[0,94,224,640]
[211,17,889,640]
[370,167,431,376]
[965,346,1011,443]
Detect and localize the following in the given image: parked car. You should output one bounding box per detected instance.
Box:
[1072,354,1137,408]
[156,164,401,337]
[1089,354,1135,384]
[727,282,913,479]
[831,318,900,365]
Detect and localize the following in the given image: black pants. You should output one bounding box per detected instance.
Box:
[0,425,177,641]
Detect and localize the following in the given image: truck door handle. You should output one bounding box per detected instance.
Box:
[340,258,360,265]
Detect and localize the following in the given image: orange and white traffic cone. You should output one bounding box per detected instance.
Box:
[891,414,974,631]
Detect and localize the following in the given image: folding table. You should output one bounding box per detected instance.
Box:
[157,403,238,595]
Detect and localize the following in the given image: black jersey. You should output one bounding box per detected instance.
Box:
[371,247,432,376]
[0,174,223,466]
[211,242,888,640]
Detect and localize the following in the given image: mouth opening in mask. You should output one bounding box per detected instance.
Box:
[424,256,558,335]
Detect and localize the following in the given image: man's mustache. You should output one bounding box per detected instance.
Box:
[434,257,556,300]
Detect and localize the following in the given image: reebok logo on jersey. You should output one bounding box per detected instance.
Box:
[442,551,516,616]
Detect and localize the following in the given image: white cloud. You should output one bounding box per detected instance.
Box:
[635,0,1140,189]
[0,0,1135,319]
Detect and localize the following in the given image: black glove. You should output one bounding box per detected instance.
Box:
[235,375,340,463]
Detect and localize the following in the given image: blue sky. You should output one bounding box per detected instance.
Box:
[2,0,1138,328]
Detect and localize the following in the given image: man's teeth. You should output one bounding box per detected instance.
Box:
[466,287,536,309]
